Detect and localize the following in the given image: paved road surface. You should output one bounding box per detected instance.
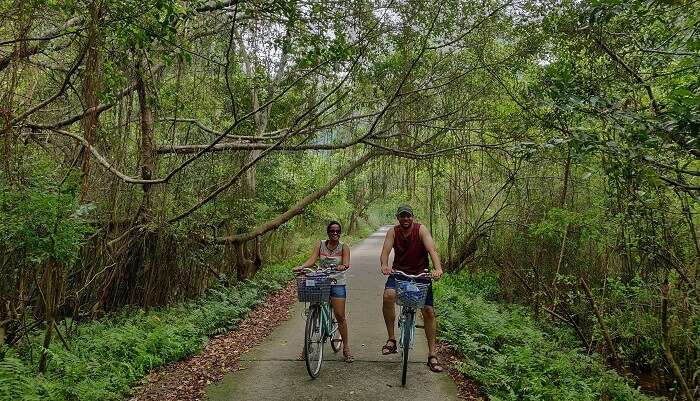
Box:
[205,227,458,401]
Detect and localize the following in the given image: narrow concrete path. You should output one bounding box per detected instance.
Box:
[205,227,459,401]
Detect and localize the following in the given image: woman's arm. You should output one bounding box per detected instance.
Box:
[340,244,351,270]
[296,242,321,270]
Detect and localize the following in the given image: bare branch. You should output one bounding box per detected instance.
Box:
[11,43,87,125]
[427,1,512,50]
[0,16,84,72]
[21,129,155,184]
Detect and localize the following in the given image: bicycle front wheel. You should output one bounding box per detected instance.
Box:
[330,317,342,353]
[400,310,415,386]
[304,304,324,378]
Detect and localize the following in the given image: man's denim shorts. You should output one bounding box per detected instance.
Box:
[384,276,433,307]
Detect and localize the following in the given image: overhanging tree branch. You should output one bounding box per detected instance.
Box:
[210,151,376,243]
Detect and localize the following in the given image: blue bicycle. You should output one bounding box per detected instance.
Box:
[296,266,342,378]
[392,270,432,386]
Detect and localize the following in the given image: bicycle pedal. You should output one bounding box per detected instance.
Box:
[415,324,424,328]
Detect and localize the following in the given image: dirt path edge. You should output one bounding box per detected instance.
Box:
[128,280,297,401]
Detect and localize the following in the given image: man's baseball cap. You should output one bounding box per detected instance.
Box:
[396,204,413,216]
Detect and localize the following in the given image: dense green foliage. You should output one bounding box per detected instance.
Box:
[436,271,658,401]
[0,256,299,401]
[1,0,698,398]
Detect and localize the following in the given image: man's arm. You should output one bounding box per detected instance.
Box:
[379,228,395,275]
[419,225,443,279]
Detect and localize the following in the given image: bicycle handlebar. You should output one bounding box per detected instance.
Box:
[295,266,339,276]
[390,270,432,280]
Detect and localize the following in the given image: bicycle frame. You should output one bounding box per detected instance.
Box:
[398,305,418,348]
[391,270,431,386]
[307,300,336,339]
[297,266,342,378]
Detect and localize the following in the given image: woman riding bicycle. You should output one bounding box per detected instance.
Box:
[294,221,353,363]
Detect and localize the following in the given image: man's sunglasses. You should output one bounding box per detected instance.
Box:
[328,230,341,234]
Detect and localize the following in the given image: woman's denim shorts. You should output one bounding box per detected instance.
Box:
[330,285,346,299]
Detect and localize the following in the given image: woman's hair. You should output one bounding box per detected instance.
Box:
[326,220,342,233]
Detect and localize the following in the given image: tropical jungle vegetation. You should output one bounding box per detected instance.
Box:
[1,0,698,399]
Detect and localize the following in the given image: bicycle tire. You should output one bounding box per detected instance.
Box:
[401,310,414,386]
[304,305,324,378]
[330,317,342,353]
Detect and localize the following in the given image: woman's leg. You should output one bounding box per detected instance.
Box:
[330,297,349,349]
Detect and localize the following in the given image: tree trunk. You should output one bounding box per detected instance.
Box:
[560,145,571,207]
[136,60,156,214]
[127,57,157,305]
[581,277,621,367]
[429,159,434,236]
[38,319,54,373]
[234,241,258,280]
[1,5,31,183]
[1,61,17,181]
[79,0,103,202]
[661,282,695,400]
[37,257,63,372]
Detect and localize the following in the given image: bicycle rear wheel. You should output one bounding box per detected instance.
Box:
[304,304,324,378]
[400,310,415,386]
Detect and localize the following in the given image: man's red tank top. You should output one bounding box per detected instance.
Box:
[392,223,429,274]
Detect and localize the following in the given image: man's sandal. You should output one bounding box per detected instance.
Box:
[427,355,444,373]
[381,339,397,355]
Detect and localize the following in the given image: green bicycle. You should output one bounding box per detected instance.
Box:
[296,266,343,378]
[392,269,432,386]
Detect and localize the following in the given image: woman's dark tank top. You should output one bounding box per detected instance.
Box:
[391,223,429,274]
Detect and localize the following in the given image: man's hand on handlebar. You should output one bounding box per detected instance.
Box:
[380,264,392,276]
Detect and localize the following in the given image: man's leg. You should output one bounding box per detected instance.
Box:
[382,288,396,340]
[422,282,443,372]
[421,305,437,356]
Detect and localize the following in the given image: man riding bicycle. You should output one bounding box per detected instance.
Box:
[379,204,444,373]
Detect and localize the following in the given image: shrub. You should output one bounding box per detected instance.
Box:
[435,272,659,401]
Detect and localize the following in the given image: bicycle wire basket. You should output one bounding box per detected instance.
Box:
[395,279,430,309]
[297,273,331,303]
